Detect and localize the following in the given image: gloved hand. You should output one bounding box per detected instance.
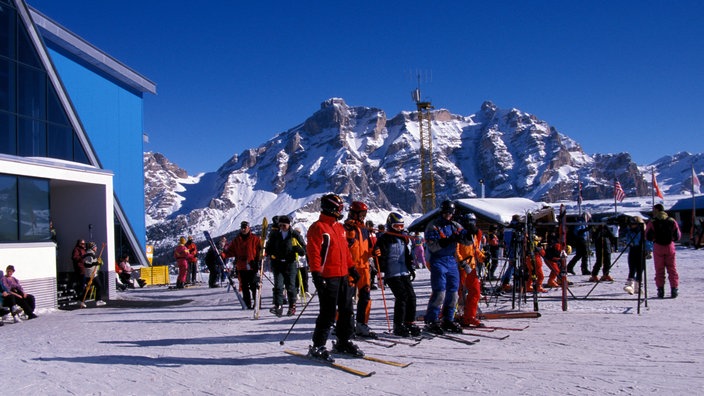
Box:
[373,248,381,257]
[461,262,472,275]
[312,271,326,291]
[348,267,361,285]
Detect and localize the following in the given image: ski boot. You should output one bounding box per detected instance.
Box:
[393,324,411,337]
[405,322,422,337]
[424,321,444,335]
[286,304,296,316]
[441,320,464,334]
[308,345,334,362]
[623,279,634,295]
[355,322,378,339]
[332,340,364,357]
[671,287,678,298]
[657,287,665,299]
[269,305,283,317]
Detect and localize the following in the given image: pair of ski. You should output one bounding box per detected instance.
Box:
[465,324,529,332]
[284,348,412,377]
[421,330,481,346]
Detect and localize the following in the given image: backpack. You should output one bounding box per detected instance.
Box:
[647,217,679,245]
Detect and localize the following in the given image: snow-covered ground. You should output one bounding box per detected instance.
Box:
[3,247,703,395]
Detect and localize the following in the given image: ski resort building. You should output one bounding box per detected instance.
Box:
[0,0,156,308]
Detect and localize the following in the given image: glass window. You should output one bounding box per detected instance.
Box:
[17,64,45,118]
[0,174,18,241]
[0,1,16,59]
[17,14,41,68]
[47,85,70,126]
[0,111,16,155]
[73,134,90,164]
[18,116,46,157]
[18,176,50,241]
[47,124,73,160]
[0,58,15,112]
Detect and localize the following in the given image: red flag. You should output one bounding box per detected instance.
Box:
[614,181,626,202]
[693,165,701,194]
[652,172,664,199]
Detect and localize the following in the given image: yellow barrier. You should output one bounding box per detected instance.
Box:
[139,266,169,286]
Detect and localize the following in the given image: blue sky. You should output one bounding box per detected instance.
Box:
[29,0,704,175]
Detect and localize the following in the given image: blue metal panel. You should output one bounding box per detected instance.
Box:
[47,47,146,249]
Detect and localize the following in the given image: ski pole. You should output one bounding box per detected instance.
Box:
[279,290,318,345]
[373,256,392,332]
[297,269,306,303]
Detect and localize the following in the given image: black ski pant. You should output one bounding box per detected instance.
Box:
[206,262,219,288]
[591,244,612,277]
[2,293,35,315]
[189,262,197,283]
[272,260,297,308]
[238,269,258,309]
[567,240,589,273]
[385,275,417,328]
[312,276,355,347]
[627,248,644,282]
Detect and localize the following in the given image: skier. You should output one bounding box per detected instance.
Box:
[204,237,226,288]
[266,215,306,316]
[455,213,485,327]
[498,215,522,293]
[623,216,652,294]
[223,221,262,309]
[485,224,501,280]
[423,200,471,335]
[411,232,427,270]
[375,212,420,337]
[82,242,106,306]
[185,236,198,284]
[173,237,193,289]
[343,201,376,338]
[567,212,591,276]
[543,233,563,288]
[589,224,617,282]
[71,239,87,299]
[645,204,681,298]
[306,194,363,362]
[524,235,547,293]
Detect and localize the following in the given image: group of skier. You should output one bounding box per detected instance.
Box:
[174,196,683,363]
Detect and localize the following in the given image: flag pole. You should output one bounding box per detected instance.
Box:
[613,178,618,214]
[577,179,582,217]
[651,168,656,207]
[692,163,697,246]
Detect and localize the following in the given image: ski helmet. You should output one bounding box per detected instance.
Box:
[440,200,455,215]
[386,212,404,229]
[348,201,368,221]
[320,194,345,220]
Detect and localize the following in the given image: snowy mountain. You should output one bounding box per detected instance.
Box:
[144,99,704,253]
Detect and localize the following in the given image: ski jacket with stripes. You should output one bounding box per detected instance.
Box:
[306,213,354,278]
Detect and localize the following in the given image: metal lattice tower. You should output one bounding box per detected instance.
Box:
[412,86,435,213]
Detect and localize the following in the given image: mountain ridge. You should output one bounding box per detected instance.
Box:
[144,99,704,252]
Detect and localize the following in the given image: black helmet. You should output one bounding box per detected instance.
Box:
[386,212,404,229]
[321,194,344,220]
[440,200,455,215]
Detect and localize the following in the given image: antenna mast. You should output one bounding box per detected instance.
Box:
[412,72,435,213]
